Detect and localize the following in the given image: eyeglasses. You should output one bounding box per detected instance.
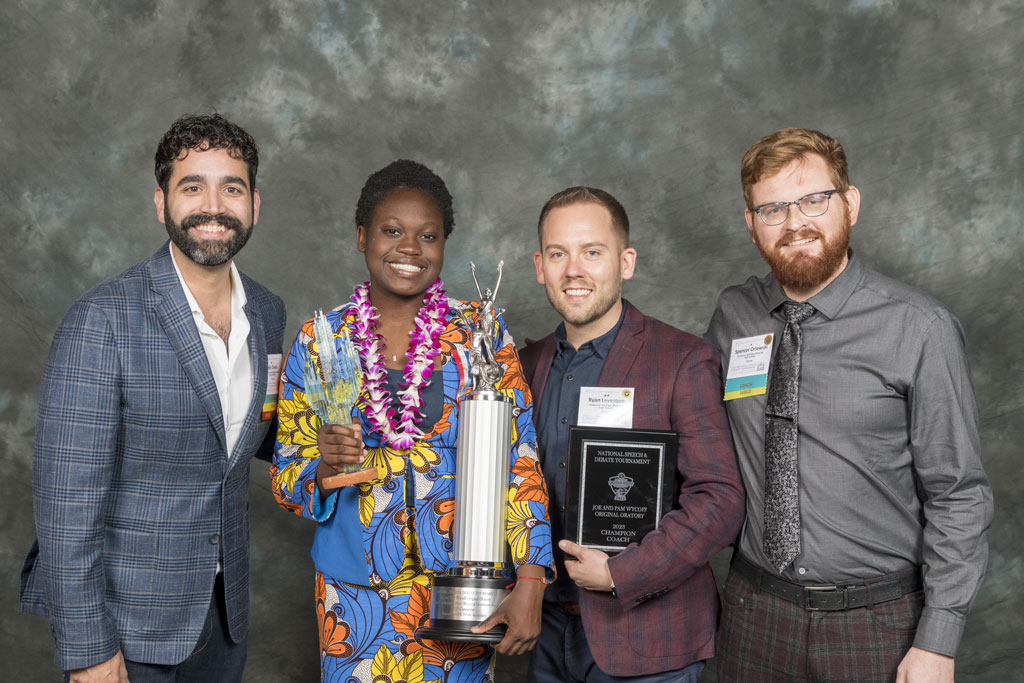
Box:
[751,190,839,226]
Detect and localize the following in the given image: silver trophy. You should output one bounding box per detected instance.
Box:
[418,262,515,643]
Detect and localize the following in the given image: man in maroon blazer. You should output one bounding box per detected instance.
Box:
[520,186,745,682]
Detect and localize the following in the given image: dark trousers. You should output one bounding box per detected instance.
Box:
[528,602,705,683]
[66,573,247,683]
[716,567,923,682]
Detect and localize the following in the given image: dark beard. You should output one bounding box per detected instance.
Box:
[164,209,252,266]
[755,216,850,293]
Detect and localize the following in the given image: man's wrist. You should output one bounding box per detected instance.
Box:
[912,606,965,657]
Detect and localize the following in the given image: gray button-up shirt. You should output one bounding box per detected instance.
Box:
[705,252,993,657]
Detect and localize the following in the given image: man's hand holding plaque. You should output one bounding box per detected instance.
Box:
[559,540,614,592]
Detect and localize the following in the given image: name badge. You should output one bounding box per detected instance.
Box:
[262,353,283,420]
[724,334,774,401]
[578,387,634,428]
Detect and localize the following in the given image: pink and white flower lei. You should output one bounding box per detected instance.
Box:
[349,278,449,450]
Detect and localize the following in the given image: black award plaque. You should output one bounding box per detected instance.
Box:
[565,426,678,553]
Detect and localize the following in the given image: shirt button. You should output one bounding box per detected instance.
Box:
[559,461,566,469]
[209,533,220,545]
[797,567,806,575]
[561,417,568,424]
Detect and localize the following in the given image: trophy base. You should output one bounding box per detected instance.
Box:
[415,574,510,644]
[322,466,379,489]
[416,620,506,644]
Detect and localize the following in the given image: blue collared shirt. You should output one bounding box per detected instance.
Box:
[537,308,624,602]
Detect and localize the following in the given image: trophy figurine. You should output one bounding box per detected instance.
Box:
[417,262,515,643]
[304,309,378,488]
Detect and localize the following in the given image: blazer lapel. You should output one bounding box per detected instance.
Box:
[528,336,557,414]
[231,288,268,468]
[148,244,227,455]
[598,301,645,386]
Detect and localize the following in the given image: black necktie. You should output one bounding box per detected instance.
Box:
[763,301,816,572]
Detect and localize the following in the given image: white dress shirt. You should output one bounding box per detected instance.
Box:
[170,244,254,459]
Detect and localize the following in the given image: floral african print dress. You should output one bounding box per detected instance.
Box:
[272,295,554,683]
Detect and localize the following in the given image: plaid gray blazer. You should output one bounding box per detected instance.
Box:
[20,243,286,670]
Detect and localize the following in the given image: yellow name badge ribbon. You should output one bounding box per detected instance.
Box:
[724,334,774,401]
[262,353,283,420]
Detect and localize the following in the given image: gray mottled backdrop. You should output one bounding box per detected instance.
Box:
[2,0,1020,680]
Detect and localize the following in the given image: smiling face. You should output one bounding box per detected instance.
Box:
[745,153,860,300]
[534,201,636,347]
[154,146,259,267]
[357,187,446,305]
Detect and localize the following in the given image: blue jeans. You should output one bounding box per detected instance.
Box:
[528,602,705,683]
[65,574,247,683]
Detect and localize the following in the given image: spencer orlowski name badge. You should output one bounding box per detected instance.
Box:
[724,334,774,401]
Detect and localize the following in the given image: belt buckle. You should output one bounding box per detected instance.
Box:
[804,584,841,611]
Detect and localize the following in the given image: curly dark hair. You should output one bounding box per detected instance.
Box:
[355,159,455,237]
[154,113,259,193]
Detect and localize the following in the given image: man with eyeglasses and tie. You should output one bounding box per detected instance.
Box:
[705,127,992,683]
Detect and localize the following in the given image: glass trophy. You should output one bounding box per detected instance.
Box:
[304,309,377,488]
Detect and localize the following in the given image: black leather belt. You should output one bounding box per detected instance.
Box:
[732,552,922,611]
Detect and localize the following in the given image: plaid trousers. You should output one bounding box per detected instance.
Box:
[715,565,923,682]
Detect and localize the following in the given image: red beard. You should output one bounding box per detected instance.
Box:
[754,215,850,293]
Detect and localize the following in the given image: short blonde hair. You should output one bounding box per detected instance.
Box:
[537,186,630,248]
[741,128,850,208]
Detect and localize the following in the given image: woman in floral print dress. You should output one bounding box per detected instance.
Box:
[271,160,554,683]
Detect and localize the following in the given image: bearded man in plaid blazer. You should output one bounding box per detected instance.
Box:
[20,113,285,683]
[520,186,745,682]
